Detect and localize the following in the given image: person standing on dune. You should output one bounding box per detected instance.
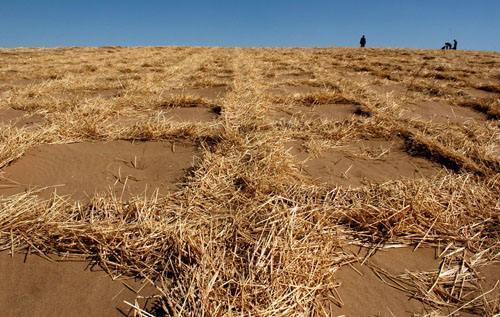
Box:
[360,35,367,48]
[452,39,458,50]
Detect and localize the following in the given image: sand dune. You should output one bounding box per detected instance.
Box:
[0,46,498,316]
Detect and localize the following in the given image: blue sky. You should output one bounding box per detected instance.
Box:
[1,1,499,51]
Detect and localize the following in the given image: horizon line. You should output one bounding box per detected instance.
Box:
[1,44,498,53]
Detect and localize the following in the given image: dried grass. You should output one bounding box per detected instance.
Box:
[0,46,498,316]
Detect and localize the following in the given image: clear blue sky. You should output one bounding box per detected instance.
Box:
[1,1,499,51]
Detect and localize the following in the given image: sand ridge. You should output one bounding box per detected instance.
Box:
[269,103,361,122]
[289,138,442,187]
[405,100,487,123]
[0,252,155,317]
[328,247,439,316]
[0,107,45,128]
[0,140,196,200]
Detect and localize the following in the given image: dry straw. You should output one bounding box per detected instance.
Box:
[0,46,498,316]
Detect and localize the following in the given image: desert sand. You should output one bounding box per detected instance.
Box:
[0,46,498,316]
[0,252,156,317]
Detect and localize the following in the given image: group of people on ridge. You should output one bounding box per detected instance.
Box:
[359,35,458,50]
[442,39,458,50]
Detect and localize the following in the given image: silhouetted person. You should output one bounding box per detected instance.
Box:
[441,42,452,50]
[360,35,366,48]
[452,40,458,50]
